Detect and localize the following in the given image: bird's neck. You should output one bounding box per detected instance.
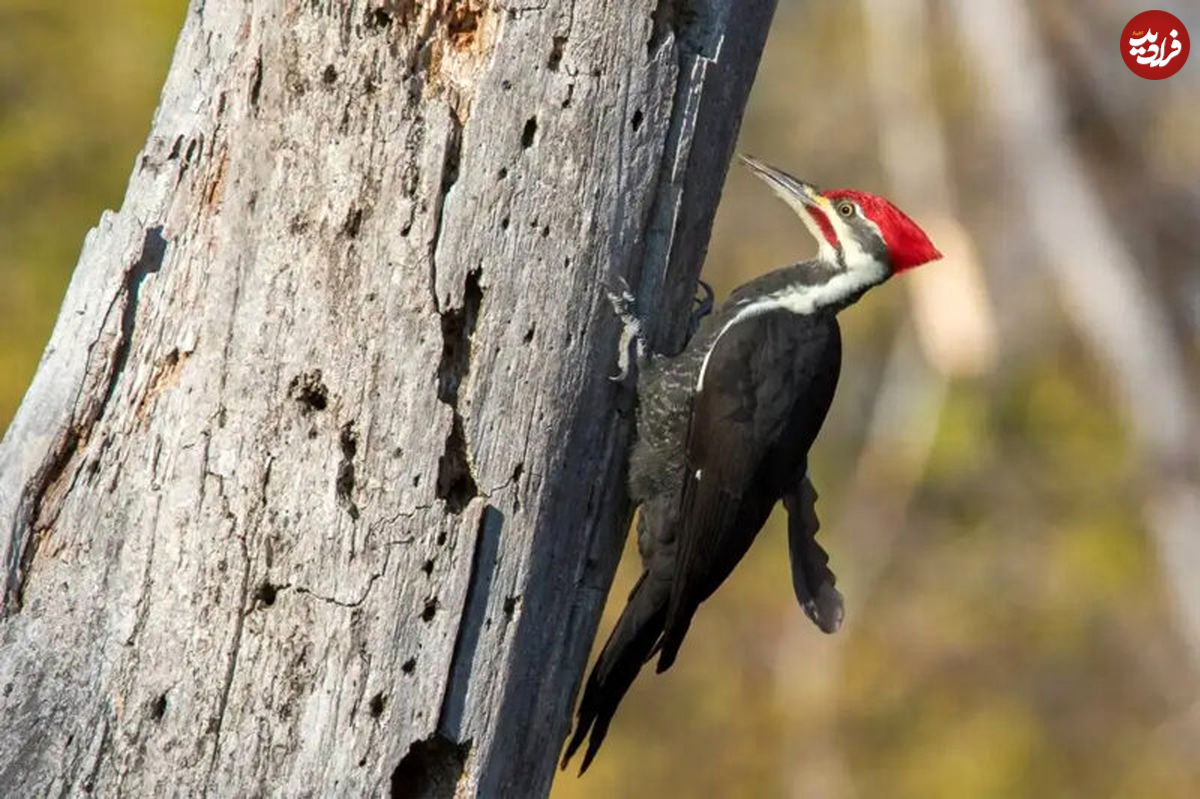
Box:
[727,257,890,319]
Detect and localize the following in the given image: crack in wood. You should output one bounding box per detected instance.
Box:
[336,421,361,520]
[3,227,167,615]
[437,504,503,741]
[427,104,464,314]
[205,534,250,787]
[435,269,482,514]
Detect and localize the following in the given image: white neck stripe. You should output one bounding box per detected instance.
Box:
[695,261,887,392]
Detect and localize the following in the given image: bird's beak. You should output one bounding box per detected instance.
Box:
[738,154,828,211]
[738,154,840,258]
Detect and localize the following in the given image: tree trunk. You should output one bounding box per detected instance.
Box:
[0,1,774,795]
[0,0,772,791]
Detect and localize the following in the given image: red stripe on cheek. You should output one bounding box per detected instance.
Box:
[807,206,839,249]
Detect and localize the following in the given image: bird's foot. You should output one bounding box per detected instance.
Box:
[687,279,715,341]
[606,275,644,382]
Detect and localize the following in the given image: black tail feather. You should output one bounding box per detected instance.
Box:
[562,572,668,774]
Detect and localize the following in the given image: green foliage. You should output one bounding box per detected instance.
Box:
[0,0,185,425]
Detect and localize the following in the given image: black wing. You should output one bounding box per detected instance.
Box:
[655,310,839,670]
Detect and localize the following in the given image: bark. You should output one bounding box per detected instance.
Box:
[0,1,775,795]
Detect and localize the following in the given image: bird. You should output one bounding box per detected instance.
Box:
[562,154,943,773]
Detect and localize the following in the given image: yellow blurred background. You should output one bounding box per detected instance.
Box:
[3,2,1199,797]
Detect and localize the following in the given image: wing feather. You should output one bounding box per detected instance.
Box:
[656,310,835,669]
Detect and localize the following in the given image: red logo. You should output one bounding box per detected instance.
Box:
[1122,10,1189,79]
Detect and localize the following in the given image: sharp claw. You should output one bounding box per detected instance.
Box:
[605,274,643,382]
[694,279,714,314]
[687,279,715,341]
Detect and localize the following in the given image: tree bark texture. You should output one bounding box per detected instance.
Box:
[0,0,775,795]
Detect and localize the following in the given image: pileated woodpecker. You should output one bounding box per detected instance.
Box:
[563,155,943,773]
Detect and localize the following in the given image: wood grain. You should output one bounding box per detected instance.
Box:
[0,1,775,794]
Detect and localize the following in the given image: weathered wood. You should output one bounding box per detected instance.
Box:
[0,1,775,795]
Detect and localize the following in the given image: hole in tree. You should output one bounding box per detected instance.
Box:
[255,581,278,606]
[150,692,168,721]
[368,6,392,29]
[548,36,567,70]
[369,693,386,718]
[521,117,538,148]
[289,371,328,412]
[390,734,470,799]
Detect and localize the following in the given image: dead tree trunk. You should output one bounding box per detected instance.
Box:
[0,1,774,795]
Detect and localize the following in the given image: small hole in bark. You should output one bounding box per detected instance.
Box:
[422,558,434,576]
[402,657,417,674]
[523,326,535,344]
[421,598,439,622]
[150,692,168,721]
[289,371,328,412]
[250,58,263,108]
[412,473,421,487]
[255,581,278,606]
[322,64,338,84]
[503,596,517,617]
[343,207,364,238]
[368,7,392,29]
[541,224,550,238]
[500,216,510,230]
[631,109,644,131]
[548,36,567,70]
[497,167,508,180]
[337,422,360,521]
[521,117,538,148]
[369,693,386,718]
[437,531,447,546]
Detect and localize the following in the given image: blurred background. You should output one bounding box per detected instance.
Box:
[2,1,1198,796]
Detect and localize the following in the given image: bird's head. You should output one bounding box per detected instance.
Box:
[739,155,942,278]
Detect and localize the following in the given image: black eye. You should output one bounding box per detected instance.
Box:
[837,202,855,217]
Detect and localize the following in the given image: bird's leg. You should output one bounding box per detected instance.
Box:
[606,275,644,382]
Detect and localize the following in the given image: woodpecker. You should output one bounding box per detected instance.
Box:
[562,155,943,773]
